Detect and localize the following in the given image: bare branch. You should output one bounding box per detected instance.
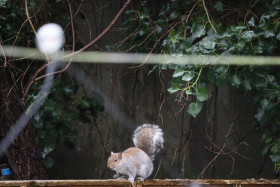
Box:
[202,0,217,33]
[64,0,132,59]
[22,0,132,100]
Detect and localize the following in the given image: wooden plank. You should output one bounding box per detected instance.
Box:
[0,180,130,187]
[139,179,280,185]
[0,179,279,187]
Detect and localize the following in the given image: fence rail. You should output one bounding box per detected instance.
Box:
[0,179,279,187]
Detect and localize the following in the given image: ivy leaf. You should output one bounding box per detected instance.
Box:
[169,29,182,44]
[148,65,158,76]
[34,113,41,122]
[260,98,269,110]
[214,1,223,12]
[44,157,55,169]
[233,41,245,50]
[270,155,280,164]
[242,31,254,41]
[43,144,55,158]
[218,39,229,49]
[255,77,267,89]
[244,80,252,91]
[167,81,181,94]
[52,107,63,118]
[255,108,265,124]
[182,72,195,81]
[248,17,255,27]
[173,68,185,77]
[262,144,271,155]
[215,66,228,87]
[191,23,205,38]
[197,87,211,102]
[188,102,203,118]
[266,75,278,86]
[271,142,280,154]
[229,75,242,87]
[263,30,275,38]
[260,98,274,111]
[276,33,280,40]
[44,100,56,111]
[185,89,194,95]
[139,29,145,36]
[80,98,90,109]
[170,10,180,19]
[200,36,216,49]
[232,26,246,32]
[261,132,273,144]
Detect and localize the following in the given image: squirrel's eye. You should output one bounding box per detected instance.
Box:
[114,158,118,162]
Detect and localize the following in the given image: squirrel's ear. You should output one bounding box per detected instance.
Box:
[118,152,122,159]
[111,151,114,155]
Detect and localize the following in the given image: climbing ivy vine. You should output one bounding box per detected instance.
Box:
[118,0,280,172]
[27,77,104,168]
[0,0,104,169]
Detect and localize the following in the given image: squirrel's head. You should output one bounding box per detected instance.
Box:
[107,151,122,170]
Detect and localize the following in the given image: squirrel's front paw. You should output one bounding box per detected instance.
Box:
[128,177,135,185]
[113,174,119,179]
[136,177,145,182]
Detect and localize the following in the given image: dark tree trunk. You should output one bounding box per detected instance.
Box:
[0,68,48,179]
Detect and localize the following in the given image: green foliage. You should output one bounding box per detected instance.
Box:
[119,0,280,172]
[188,102,203,118]
[1,0,86,168]
[0,0,32,46]
[28,78,104,168]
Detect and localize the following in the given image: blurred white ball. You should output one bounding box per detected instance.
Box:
[36,23,64,54]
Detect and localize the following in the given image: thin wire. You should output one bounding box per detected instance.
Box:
[1,46,280,65]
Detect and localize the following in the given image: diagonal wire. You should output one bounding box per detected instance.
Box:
[0,60,60,157]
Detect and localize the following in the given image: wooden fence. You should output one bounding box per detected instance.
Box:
[0,179,279,187]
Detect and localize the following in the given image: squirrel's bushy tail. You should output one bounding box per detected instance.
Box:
[133,124,164,161]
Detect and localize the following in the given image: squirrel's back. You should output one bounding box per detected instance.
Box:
[133,124,164,161]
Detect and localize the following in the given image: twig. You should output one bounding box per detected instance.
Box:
[34,62,71,82]
[182,130,193,178]
[67,0,76,51]
[116,25,141,50]
[22,0,51,100]
[24,0,50,62]
[63,0,132,59]
[202,0,217,33]
[35,0,76,82]
[22,0,132,100]
[153,158,162,179]
[22,63,48,100]
[13,2,42,47]
[175,103,186,116]
[63,0,85,32]
[244,0,260,26]
[0,37,7,68]
[158,68,166,127]
[124,27,157,52]
[185,3,197,23]
[24,0,37,36]
[171,142,179,166]
[198,112,238,178]
[130,21,181,69]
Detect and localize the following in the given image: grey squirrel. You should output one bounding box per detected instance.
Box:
[107,124,164,185]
